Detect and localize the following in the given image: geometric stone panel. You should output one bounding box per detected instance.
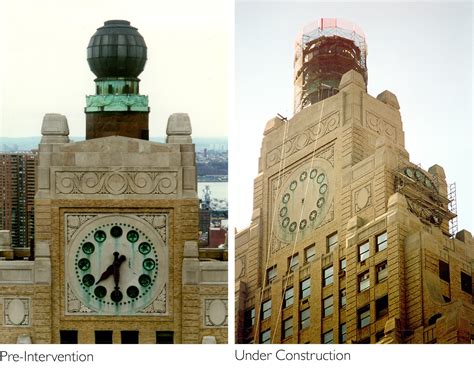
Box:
[3,298,30,327]
[204,299,228,327]
[354,184,372,212]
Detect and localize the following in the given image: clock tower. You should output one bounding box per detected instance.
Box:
[0,20,227,344]
[235,18,473,344]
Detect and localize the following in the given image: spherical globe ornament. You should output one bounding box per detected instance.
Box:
[87,20,147,79]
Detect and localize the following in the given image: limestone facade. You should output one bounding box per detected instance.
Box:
[0,113,228,344]
[235,70,473,344]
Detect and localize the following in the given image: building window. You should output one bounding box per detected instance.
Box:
[323,295,333,317]
[340,258,346,272]
[300,277,311,299]
[60,330,78,344]
[260,329,271,344]
[358,305,371,329]
[283,317,293,339]
[156,331,174,344]
[323,265,334,286]
[439,260,450,283]
[95,330,113,344]
[288,254,299,272]
[121,331,139,344]
[266,265,277,285]
[376,232,388,252]
[358,241,370,262]
[305,244,316,263]
[327,233,338,253]
[300,308,310,330]
[376,261,388,283]
[322,329,333,344]
[284,287,294,308]
[340,323,347,343]
[244,307,255,328]
[461,272,472,295]
[359,337,371,344]
[375,295,388,319]
[376,331,385,342]
[340,289,347,308]
[262,299,272,320]
[358,271,370,292]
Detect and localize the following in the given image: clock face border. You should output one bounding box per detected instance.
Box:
[272,157,334,244]
[64,213,168,316]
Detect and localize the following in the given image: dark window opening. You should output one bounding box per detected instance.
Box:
[376,331,385,342]
[428,313,442,326]
[95,330,113,344]
[123,84,130,94]
[156,331,174,344]
[439,260,450,282]
[60,330,78,344]
[244,307,255,328]
[121,331,139,344]
[108,84,114,94]
[442,295,451,303]
[375,295,388,319]
[461,272,472,295]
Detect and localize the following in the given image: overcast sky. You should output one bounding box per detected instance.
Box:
[232,0,473,233]
[0,0,230,138]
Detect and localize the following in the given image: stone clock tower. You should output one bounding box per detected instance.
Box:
[235,19,473,344]
[0,20,227,344]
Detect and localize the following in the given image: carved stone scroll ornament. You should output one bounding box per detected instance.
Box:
[56,171,177,195]
[266,112,339,168]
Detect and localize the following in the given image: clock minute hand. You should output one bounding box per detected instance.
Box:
[113,254,127,289]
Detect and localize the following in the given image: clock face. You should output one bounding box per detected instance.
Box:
[66,214,167,315]
[275,159,333,243]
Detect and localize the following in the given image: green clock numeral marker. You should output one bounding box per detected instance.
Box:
[143,258,156,271]
[78,258,91,271]
[110,226,123,238]
[127,286,139,299]
[94,230,106,243]
[139,274,152,287]
[94,286,107,299]
[138,242,151,255]
[127,230,139,243]
[82,274,95,287]
[82,242,95,255]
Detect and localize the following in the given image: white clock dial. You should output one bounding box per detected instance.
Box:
[66,214,167,315]
[274,159,333,243]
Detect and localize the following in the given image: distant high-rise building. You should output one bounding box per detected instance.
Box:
[0,152,37,249]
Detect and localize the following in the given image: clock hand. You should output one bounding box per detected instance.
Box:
[112,253,127,289]
[96,264,114,285]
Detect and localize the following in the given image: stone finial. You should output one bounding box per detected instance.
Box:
[339,69,366,91]
[376,90,400,110]
[387,192,408,210]
[166,113,192,144]
[183,240,199,258]
[40,113,70,144]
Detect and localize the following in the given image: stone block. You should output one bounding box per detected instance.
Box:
[0,231,12,246]
[339,70,366,91]
[376,90,400,110]
[41,114,69,144]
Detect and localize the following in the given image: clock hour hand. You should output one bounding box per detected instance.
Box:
[96,264,114,285]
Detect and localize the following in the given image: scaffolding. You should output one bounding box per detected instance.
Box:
[448,183,458,237]
[294,18,368,113]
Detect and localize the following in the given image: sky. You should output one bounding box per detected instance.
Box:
[0,0,230,139]
[232,0,473,233]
